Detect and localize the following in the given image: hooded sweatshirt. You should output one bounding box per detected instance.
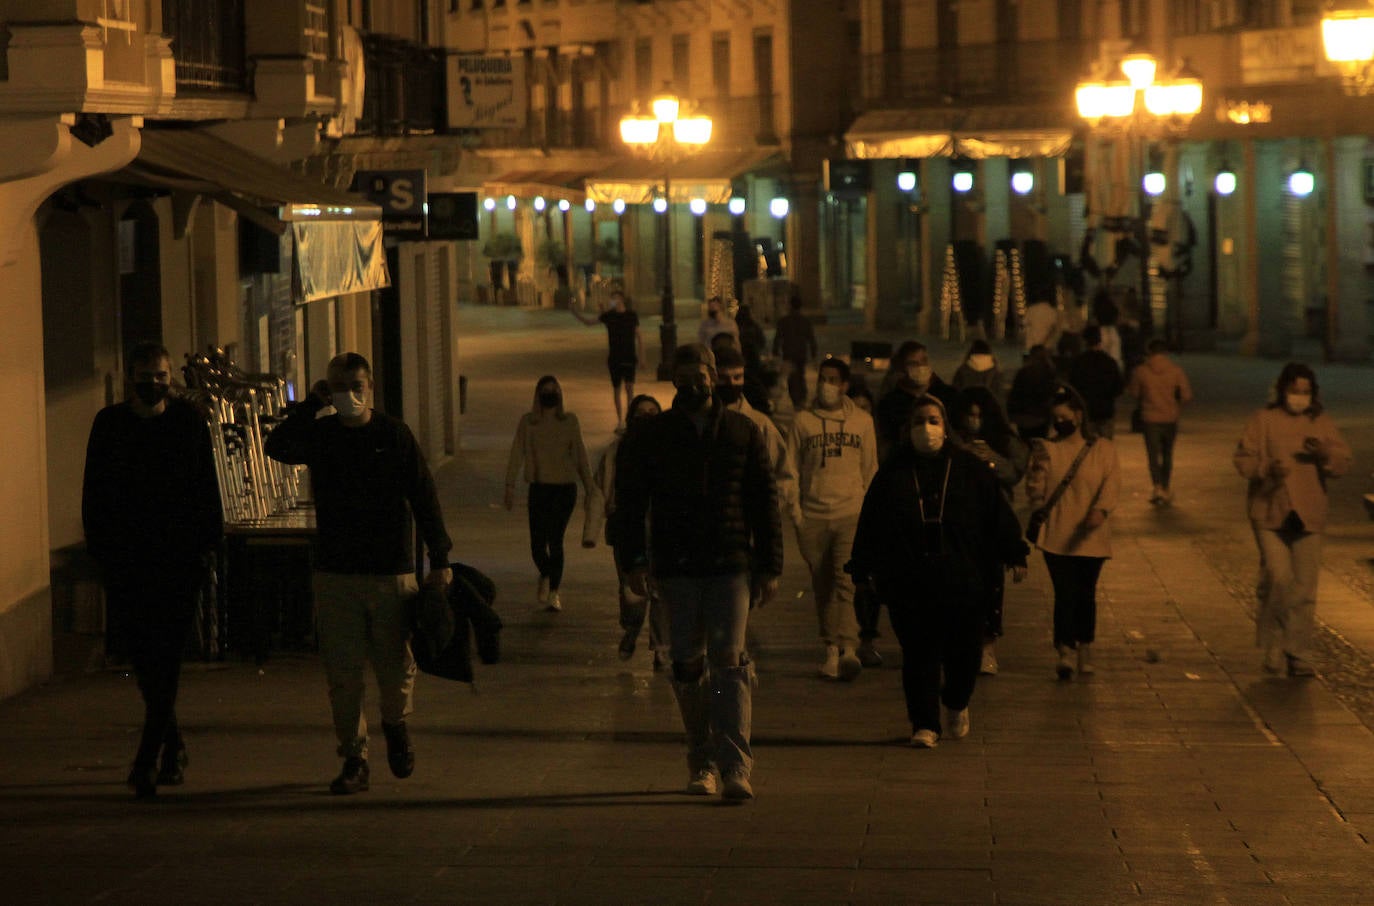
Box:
[787,395,878,519]
[1126,354,1193,424]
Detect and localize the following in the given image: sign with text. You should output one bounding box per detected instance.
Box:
[427,192,480,241]
[353,169,428,239]
[446,54,527,129]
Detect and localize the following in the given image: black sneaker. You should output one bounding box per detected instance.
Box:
[127,765,158,799]
[329,757,370,794]
[156,743,189,786]
[618,628,637,660]
[382,721,415,779]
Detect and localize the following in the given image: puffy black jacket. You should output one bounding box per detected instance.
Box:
[616,401,783,579]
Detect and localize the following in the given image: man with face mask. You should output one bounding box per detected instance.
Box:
[875,342,958,462]
[697,295,740,349]
[83,342,224,797]
[265,352,452,795]
[617,345,783,801]
[715,346,797,524]
[788,358,878,680]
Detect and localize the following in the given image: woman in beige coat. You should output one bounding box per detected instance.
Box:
[1026,385,1121,679]
[1233,363,1352,676]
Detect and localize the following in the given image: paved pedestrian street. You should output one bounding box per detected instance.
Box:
[3,306,1373,904]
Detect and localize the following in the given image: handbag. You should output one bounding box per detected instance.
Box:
[1027,439,1095,543]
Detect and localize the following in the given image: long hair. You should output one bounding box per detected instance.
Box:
[1268,361,1322,416]
[530,374,566,421]
[1050,383,1097,440]
[951,386,1016,455]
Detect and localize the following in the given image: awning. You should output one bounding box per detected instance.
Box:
[845,107,1076,160]
[121,128,389,304]
[585,149,785,205]
[482,168,591,204]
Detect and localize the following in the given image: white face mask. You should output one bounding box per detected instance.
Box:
[817,383,842,408]
[910,422,945,454]
[335,389,369,419]
[907,364,933,387]
[1285,393,1311,415]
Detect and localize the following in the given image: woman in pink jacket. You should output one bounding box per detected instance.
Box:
[1233,363,1352,677]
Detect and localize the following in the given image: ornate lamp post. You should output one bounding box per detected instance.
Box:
[1322,0,1374,93]
[620,86,712,380]
[1076,52,1202,346]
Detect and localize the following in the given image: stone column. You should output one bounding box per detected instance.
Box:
[1252,140,1289,357]
[1326,136,1371,362]
[920,157,952,335]
[787,176,823,313]
[866,158,905,330]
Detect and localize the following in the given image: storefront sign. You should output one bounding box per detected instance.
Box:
[428,192,479,241]
[353,169,428,238]
[1240,27,1319,85]
[1217,99,1273,125]
[447,54,527,129]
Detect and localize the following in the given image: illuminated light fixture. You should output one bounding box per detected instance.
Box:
[533,196,546,212]
[612,198,626,215]
[651,87,681,124]
[653,197,668,214]
[1142,172,1167,196]
[689,198,708,215]
[769,197,790,218]
[483,197,496,211]
[1214,167,1237,196]
[557,198,571,212]
[1011,171,1035,195]
[1120,52,1158,91]
[1322,2,1374,95]
[620,115,660,145]
[896,170,917,192]
[505,195,517,210]
[952,171,974,193]
[584,198,596,212]
[1288,166,1315,197]
[728,197,746,216]
[673,117,713,145]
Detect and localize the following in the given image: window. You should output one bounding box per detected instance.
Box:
[711,32,730,96]
[635,37,653,98]
[672,34,690,92]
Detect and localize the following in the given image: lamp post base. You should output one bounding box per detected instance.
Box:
[656,317,678,382]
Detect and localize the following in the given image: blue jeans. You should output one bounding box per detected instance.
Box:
[1142,421,1178,489]
[657,574,753,776]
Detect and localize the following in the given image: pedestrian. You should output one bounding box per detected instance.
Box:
[715,346,799,524]
[1022,297,1062,353]
[849,395,1028,748]
[734,301,768,375]
[949,386,1029,675]
[1090,288,1124,371]
[951,338,1005,399]
[571,289,644,431]
[1067,324,1125,439]
[875,341,959,460]
[845,379,885,666]
[711,333,772,415]
[1025,385,1121,680]
[503,375,594,613]
[1233,362,1352,677]
[787,357,879,681]
[82,342,224,798]
[772,291,818,408]
[1005,344,1059,441]
[697,295,740,349]
[585,394,670,668]
[1126,339,1194,504]
[264,352,453,795]
[617,344,783,801]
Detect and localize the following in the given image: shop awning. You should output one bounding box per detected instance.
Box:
[585,149,785,205]
[845,107,1076,160]
[122,128,389,304]
[482,168,592,204]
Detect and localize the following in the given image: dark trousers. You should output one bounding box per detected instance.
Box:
[887,605,982,735]
[980,560,1005,639]
[105,572,199,770]
[854,584,882,642]
[528,482,578,590]
[785,357,808,408]
[1142,421,1178,489]
[1043,552,1106,648]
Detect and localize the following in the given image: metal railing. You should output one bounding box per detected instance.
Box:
[355,33,443,137]
[163,0,248,92]
[858,41,1088,108]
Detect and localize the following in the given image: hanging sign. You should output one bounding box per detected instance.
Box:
[447,54,527,129]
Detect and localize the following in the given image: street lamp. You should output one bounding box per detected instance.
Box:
[1322,0,1374,93]
[620,86,713,380]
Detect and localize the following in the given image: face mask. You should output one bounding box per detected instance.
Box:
[132,382,169,407]
[1285,393,1311,415]
[715,384,743,405]
[908,364,933,386]
[817,383,842,408]
[334,390,369,419]
[1053,418,1078,438]
[966,416,983,435]
[538,390,560,409]
[910,423,945,454]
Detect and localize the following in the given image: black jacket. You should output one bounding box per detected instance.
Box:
[875,377,959,460]
[1067,349,1124,421]
[616,400,783,579]
[849,445,1028,610]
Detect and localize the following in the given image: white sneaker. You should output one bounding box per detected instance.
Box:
[1262,646,1285,674]
[685,769,718,795]
[837,646,862,681]
[910,729,939,748]
[945,707,970,739]
[545,591,562,612]
[1055,645,1075,680]
[979,642,999,675]
[1077,642,1095,676]
[818,645,840,679]
[721,770,754,801]
[537,576,550,604]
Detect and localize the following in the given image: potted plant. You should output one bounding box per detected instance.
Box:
[536,238,570,287]
[593,237,623,276]
[482,232,523,289]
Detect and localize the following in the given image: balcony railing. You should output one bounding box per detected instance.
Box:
[163,0,247,92]
[355,34,443,137]
[859,41,1088,109]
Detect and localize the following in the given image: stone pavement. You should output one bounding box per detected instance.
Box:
[3,305,1374,905]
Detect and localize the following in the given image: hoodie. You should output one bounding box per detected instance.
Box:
[1126,354,1193,424]
[787,396,878,520]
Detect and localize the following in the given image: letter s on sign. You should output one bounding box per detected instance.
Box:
[389,179,414,212]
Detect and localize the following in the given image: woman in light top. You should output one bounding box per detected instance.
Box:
[505,375,594,612]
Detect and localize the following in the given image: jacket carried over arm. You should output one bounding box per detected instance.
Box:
[1025,434,1121,557]
[1233,406,1352,532]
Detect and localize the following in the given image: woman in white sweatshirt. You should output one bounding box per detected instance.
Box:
[505,376,593,612]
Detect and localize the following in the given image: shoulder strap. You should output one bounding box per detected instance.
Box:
[1042,439,1095,514]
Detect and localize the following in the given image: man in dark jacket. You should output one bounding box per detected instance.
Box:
[83,342,224,798]
[1067,325,1125,438]
[1005,344,1059,440]
[618,344,783,802]
[772,292,817,408]
[875,342,958,461]
[265,352,452,795]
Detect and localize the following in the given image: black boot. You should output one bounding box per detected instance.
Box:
[157,740,188,786]
[382,721,415,779]
[329,757,370,795]
[127,764,158,799]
